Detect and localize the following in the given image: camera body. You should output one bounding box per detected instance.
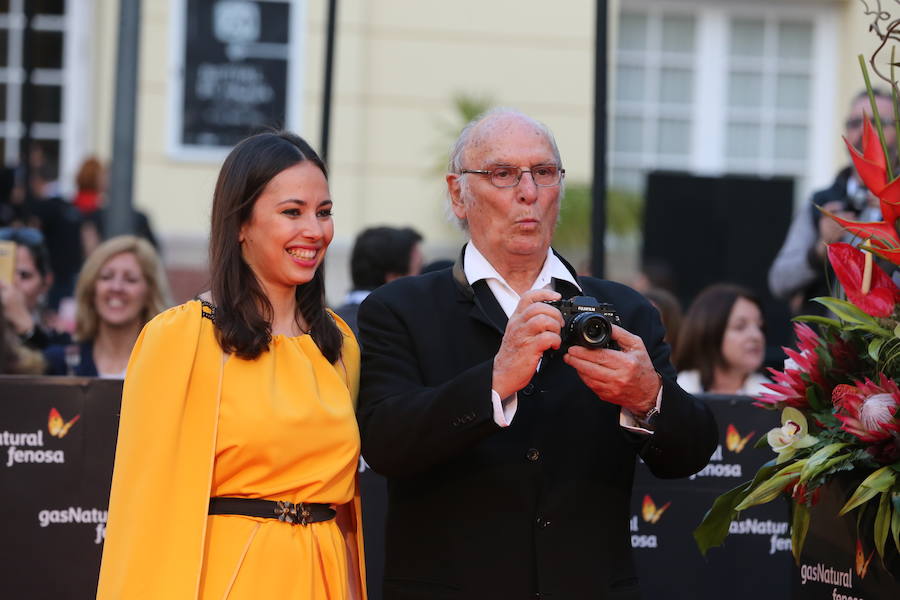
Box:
[544,295,622,351]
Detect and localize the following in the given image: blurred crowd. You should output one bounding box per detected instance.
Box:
[0,145,163,377]
[3,87,891,394]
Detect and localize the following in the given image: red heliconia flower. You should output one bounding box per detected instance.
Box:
[828,243,900,316]
[833,374,900,443]
[757,324,827,409]
[825,118,900,265]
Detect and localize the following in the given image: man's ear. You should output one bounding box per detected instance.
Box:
[446,173,466,219]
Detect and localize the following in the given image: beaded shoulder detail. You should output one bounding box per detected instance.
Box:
[198,299,216,322]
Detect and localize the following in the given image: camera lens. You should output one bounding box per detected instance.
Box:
[571,313,611,348]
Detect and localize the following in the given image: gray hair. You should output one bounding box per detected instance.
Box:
[445,108,564,230]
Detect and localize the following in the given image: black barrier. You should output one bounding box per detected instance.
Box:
[3,379,898,599]
[631,394,793,599]
[0,376,121,599]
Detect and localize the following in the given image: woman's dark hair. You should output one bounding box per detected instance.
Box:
[673,283,764,391]
[643,287,683,351]
[209,131,342,362]
[0,227,51,278]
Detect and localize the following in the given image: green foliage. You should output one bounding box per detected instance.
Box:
[432,93,494,176]
[554,183,644,252]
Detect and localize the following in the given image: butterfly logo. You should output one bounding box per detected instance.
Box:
[47,408,80,439]
[641,494,671,524]
[725,424,755,453]
[856,539,874,578]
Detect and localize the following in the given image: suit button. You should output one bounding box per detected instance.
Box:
[526,448,540,462]
[521,384,535,396]
[535,516,551,528]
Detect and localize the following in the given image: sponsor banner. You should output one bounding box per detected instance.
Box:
[4,383,895,599]
[631,395,794,599]
[0,376,120,599]
[793,472,900,599]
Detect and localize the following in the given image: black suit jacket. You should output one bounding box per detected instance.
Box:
[357,250,717,599]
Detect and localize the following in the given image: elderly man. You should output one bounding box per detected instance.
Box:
[357,109,717,599]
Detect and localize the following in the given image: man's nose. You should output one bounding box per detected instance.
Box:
[516,170,539,202]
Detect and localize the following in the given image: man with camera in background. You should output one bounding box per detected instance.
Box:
[357,109,717,599]
[769,90,897,315]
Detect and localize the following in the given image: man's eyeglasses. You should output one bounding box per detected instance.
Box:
[459,165,565,188]
[846,117,896,130]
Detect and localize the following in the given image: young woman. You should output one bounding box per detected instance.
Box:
[96,132,365,599]
[673,283,769,396]
[43,234,170,377]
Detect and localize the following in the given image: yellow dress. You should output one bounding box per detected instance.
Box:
[96,301,365,600]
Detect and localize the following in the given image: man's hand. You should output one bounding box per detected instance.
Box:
[563,324,660,416]
[816,201,854,260]
[492,289,564,399]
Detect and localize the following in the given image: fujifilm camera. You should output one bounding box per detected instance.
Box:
[544,295,622,351]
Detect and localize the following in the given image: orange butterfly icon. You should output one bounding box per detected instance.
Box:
[855,539,874,578]
[725,424,755,453]
[47,407,80,438]
[642,494,671,524]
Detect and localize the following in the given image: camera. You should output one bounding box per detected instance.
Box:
[544,295,622,350]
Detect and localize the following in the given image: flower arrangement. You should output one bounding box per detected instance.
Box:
[694,31,900,563]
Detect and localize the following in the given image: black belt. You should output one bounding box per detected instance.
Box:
[209,497,336,526]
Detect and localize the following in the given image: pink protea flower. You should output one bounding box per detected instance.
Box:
[758,324,827,409]
[832,374,900,443]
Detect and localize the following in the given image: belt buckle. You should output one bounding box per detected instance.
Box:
[274,500,312,526]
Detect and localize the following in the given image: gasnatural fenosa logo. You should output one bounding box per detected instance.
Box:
[1,407,80,467]
[725,423,755,453]
[641,494,670,524]
[48,407,80,438]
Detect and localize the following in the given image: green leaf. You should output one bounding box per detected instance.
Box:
[794,315,842,330]
[840,466,898,515]
[806,386,825,412]
[892,492,900,554]
[694,481,754,556]
[693,461,780,555]
[736,460,807,511]
[792,501,810,565]
[875,491,891,559]
[799,444,850,484]
[812,297,884,327]
[869,338,886,362]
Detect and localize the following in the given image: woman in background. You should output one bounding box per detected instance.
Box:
[43,234,170,377]
[97,131,365,599]
[673,283,769,396]
[0,226,63,349]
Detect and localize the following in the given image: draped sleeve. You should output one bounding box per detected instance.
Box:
[97,300,224,599]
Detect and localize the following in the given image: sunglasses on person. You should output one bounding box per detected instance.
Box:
[845,117,896,129]
[0,227,45,247]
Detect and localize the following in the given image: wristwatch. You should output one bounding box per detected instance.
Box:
[638,405,660,429]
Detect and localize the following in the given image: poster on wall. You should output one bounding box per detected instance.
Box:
[170,0,304,159]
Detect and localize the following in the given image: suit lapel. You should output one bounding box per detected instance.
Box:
[452,244,587,335]
[452,246,506,336]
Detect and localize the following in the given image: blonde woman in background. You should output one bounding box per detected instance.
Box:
[43,235,170,377]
